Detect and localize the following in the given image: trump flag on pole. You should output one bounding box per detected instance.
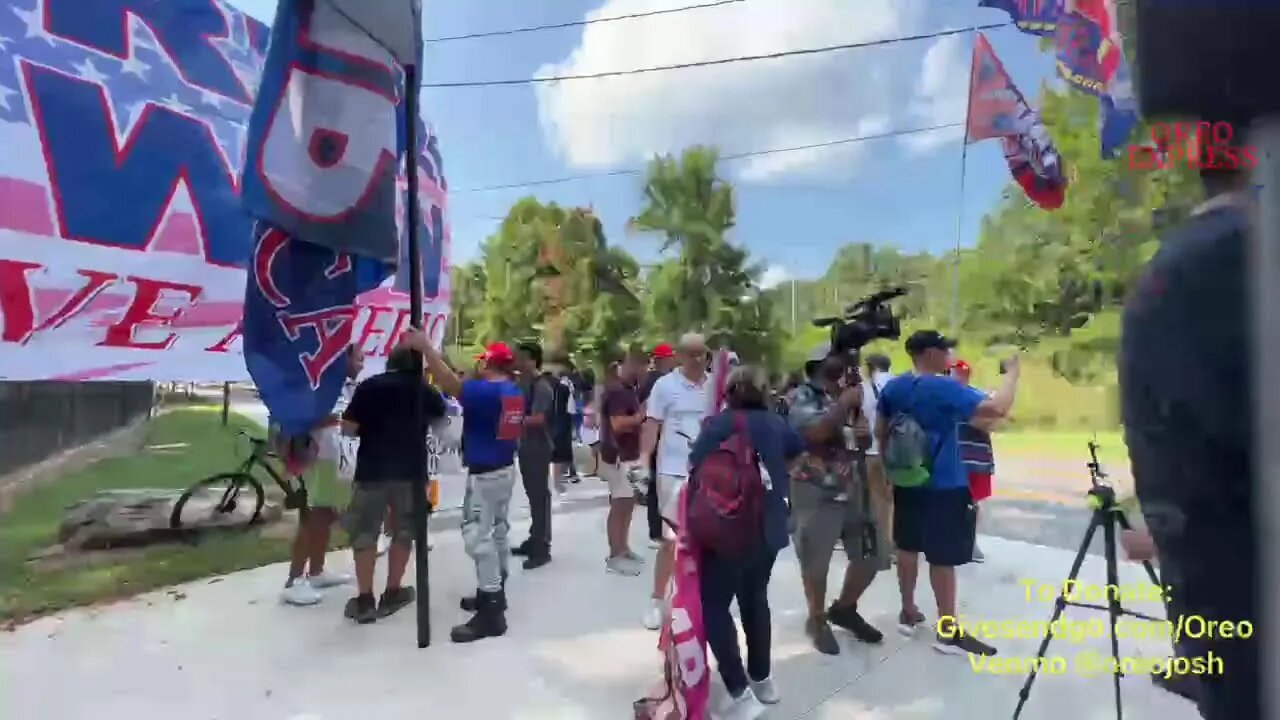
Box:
[967,32,1067,210]
[240,0,442,468]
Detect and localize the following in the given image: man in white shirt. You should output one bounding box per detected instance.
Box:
[861,353,894,553]
[638,332,710,630]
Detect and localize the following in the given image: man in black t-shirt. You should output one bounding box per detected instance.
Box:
[340,346,447,624]
[513,343,557,568]
[1119,160,1255,719]
[639,343,678,544]
[549,359,577,483]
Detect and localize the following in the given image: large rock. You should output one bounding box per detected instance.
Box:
[57,488,283,550]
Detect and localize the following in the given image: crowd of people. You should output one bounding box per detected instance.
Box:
[263,129,1257,720]
[278,324,1021,719]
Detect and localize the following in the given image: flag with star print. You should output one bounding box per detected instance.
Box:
[0,0,451,386]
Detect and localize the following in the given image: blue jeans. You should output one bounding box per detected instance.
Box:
[700,547,777,697]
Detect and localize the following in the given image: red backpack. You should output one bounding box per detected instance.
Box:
[686,412,764,558]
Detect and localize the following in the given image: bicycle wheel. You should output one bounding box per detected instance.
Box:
[170,472,266,531]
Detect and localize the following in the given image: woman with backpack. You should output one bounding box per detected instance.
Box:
[687,365,804,720]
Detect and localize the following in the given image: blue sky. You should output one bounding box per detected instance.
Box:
[226,0,1058,285]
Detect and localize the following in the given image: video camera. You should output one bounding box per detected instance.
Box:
[812,286,907,358]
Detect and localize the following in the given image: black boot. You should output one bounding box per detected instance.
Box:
[460,573,507,612]
[450,590,508,643]
[522,545,551,569]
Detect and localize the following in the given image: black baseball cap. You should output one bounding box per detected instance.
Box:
[904,330,957,356]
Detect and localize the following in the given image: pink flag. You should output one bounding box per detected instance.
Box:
[634,485,711,719]
[707,348,733,416]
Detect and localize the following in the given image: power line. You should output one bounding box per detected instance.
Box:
[422,21,1010,89]
[452,121,963,194]
[424,0,745,43]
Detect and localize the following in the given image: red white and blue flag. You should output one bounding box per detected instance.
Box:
[985,0,1138,159]
[967,33,1068,210]
[241,0,427,446]
[0,0,450,387]
[978,0,1064,35]
[1059,0,1139,159]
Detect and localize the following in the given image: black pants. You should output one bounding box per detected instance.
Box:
[700,547,777,698]
[518,449,552,553]
[646,458,662,540]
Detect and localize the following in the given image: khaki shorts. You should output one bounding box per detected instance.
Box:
[789,476,891,578]
[600,461,638,500]
[343,482,414,551]
[656,473,687,540]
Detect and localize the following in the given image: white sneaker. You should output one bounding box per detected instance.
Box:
[307,570,352,589]
[716,688,766,720]
[643,599,665,631]
[624,550,645,564]
[750,676,780,705]
[648,538,662,550]
[607,556,642,576]
[376,534,391,556]
[281,578,322,606]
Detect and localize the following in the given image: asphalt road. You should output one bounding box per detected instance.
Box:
[979,455,1144,558]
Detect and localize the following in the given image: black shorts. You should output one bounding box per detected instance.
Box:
[551,428,574,463]
[892,485,976,567]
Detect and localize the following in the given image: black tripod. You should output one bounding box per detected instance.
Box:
[1012,441,1163,720]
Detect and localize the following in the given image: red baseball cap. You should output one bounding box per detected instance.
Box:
[651,343,675,359]
[475,342,515,365]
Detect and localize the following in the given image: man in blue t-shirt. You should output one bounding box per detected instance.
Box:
[875,330,1019,657]
[406,330,524,645]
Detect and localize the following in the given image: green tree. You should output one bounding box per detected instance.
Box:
[629,146,782,363]
[467,197,642,367]
[446,262,486,350]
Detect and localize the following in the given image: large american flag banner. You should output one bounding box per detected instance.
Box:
[0,0,450,382]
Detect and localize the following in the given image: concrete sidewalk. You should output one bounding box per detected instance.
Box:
[1,488,1201,720]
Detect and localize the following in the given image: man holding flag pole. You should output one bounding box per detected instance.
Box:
[239,0,441,647]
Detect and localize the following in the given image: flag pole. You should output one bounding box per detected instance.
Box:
[403,59,432,649]
[951,27,979,338]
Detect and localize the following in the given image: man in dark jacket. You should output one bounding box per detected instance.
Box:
[1119,155,1255,718]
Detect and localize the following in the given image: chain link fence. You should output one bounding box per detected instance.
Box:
[0,381,156,477]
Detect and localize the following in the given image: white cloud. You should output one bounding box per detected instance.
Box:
[902,33,969,153]
[534,0,934,183]
[759,265,790,289]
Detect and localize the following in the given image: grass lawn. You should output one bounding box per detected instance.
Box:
[0,407,347,625]
[993,429,1128,464]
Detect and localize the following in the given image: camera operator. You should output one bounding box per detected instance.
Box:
[875,331,1017,656]
[786,344,888,655]
[1118,136,1255,719]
